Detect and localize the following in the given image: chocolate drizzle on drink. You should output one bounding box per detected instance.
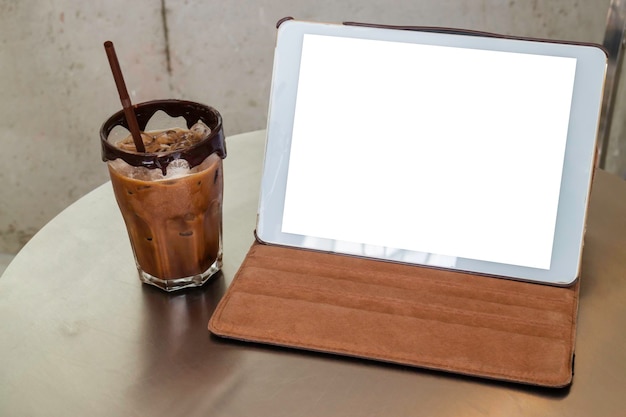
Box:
[100,99,227,175]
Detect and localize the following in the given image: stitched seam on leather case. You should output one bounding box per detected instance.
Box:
[239,265,572,326]
[249,250,575,306]
[210,288,571,386]
[214,317,568,386]
[232,281,569,339]
[238,261,573,331]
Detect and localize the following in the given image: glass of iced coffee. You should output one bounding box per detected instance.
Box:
[100,99,226,292]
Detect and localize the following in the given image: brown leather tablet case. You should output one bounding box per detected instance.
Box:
[209,239,579,387]
[209,19,583,387]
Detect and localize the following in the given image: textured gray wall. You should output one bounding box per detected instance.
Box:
[0,0,620,253]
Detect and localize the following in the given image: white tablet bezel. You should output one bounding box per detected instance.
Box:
[256,19,607,286]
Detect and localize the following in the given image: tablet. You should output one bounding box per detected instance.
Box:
[257,19,607,285]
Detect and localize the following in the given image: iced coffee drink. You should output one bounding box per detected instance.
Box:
[101,100,226,291]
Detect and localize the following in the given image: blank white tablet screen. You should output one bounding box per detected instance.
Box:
[281,34,577,270]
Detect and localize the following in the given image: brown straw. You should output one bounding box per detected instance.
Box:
[103,41,146,153]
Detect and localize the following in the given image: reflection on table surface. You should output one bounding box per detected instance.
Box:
[0,130,625,417]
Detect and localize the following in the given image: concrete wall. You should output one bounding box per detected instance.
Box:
[0,0,621,253]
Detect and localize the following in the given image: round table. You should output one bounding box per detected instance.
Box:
[1,130,625,416]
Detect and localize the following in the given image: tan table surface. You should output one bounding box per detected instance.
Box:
[1,130,625,417]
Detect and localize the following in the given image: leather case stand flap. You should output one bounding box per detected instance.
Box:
[209,240,579,387]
